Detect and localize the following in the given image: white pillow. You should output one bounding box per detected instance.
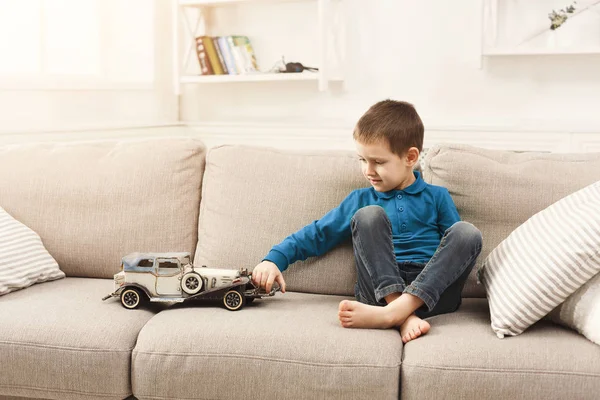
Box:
[549,272,600,345]
[0,206,65,295]
[478,180,600,338]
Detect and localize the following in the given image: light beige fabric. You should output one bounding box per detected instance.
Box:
[0,397,45,400]
[0,206,65,295]
[401,299,600,400]
[550,272,600,345]
[423,144,600,298]
[194,145,368,295]
[0,277,163,400]
[0,138,206,279]
[132,292,402,400]
[479,181,600,338]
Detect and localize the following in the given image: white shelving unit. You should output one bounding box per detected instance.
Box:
[481,0,600,57]
[172,0,344,93]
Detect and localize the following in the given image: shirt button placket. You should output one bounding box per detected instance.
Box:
[396,193,406,231]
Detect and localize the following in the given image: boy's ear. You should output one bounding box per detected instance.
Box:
[406,147,420,166]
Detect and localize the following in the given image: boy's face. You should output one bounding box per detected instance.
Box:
[355,139,418,192]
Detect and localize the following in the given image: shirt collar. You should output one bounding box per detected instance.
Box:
[374,170,427,199]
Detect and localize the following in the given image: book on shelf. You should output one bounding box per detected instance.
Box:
[202,37,224,75]
[194,35,259,76]
[194,36,213,75]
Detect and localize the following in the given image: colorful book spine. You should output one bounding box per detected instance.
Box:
[226,36,246,74]
[217,36,237,75]
[211,37,228,74]
[233,35,259,72]
[202,36,224,75]
[194,36,213,75]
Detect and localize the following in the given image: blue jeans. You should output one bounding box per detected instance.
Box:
[351,205,482,319]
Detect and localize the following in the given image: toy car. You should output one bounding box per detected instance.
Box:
[102,252,278,311]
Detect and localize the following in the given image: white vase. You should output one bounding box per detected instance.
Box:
[546,26,576,49]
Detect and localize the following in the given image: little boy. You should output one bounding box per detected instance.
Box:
[252,100,482,343]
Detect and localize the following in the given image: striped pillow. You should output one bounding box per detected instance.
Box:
[0,206,65,295]
[478,180,600,338]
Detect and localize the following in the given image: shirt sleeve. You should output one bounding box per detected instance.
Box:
[437,188,461,234]
[263,191,360,272]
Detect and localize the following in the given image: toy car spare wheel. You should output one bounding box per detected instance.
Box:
[223,289,246,311]
[120,287,144,310]
[181,272,203,295]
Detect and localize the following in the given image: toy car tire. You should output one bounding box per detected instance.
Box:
[223,289,246,311]
[120,287,144,310]
[181,272,203,295]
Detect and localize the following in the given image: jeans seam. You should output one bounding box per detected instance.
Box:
[375,283,406,303]
[409,251,479,312]
[408,223,482,311]
[403,285,436,311]
[352,210,401,304]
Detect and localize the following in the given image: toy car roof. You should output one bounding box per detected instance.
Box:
[122,252,191,269]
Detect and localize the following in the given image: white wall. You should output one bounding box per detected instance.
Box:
[0,0,176,134]
[180,0,600,152]
[2,0,599,152]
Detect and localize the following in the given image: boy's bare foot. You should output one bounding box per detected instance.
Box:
[400,314,430,343]
[338,299,398,329]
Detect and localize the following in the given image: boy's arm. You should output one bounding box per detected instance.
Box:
[263,191,360,272]
[437,188,461,234]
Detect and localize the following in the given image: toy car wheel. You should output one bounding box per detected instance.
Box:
[223,289,246,311]
[120,288,144,310]
[181,272,203,295]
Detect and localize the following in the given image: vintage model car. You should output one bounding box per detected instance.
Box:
[102,252,278,311]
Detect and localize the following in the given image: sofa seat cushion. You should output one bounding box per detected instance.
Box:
[0,277,162,400]
[132,292,402,400]
[401,299,600,400]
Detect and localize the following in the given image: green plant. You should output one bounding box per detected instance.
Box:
[549,1,577,30]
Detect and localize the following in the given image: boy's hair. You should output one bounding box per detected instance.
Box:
[353,100,424,156]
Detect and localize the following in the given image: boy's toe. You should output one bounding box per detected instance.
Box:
[339,300,353,312]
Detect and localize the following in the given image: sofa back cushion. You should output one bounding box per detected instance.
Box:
[0,137,206,279]
[194,145,367,296]
[423,144,600,298]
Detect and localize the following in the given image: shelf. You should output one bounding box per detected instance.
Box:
[483,47,600,56]
[180,72,340,83]
[173,0,344,92]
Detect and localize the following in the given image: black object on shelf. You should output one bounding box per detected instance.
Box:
[282,62,319,73]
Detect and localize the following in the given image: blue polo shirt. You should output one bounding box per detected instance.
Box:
[264,171,460,272]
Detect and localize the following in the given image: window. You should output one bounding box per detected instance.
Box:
[0,0,155,89]
[137,259,154,268]
[158,261,180,276]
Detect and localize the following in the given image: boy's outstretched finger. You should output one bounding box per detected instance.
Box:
[265,273,276,293]
[252,271,262,287]
[260,271,269,289]
[276,274,286,293]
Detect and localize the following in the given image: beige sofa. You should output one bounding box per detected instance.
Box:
[0,137,599,400]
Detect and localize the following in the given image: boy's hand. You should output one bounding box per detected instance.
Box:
[252,261,286,294]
